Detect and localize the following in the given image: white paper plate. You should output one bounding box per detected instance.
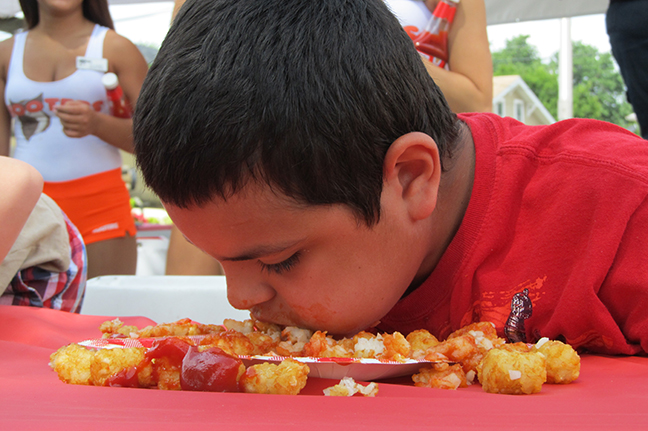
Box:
[241,355,431,380]
[79,338,435,381]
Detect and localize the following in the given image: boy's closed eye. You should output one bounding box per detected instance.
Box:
[258,251,302,275]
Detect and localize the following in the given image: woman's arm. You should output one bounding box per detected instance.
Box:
[172,0,187,21]
[422,0,493,113]
[0,97,11,157]
[54,31,149,153]
[0,157,43,262]
[0,38,14,157]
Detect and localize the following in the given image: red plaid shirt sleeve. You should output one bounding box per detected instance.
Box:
[1,212,87,313]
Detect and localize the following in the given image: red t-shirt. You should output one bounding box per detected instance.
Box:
[379,113,648,355]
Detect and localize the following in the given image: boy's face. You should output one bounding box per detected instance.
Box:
[164,182,427,336]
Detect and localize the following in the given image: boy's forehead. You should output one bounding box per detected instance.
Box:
[164,182,300,214]
[163,184,321,237]
[163,188,364,264]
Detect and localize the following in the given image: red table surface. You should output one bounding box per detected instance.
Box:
[1,305,647,430]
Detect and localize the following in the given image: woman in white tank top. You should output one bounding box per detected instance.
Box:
[0,0,149,280]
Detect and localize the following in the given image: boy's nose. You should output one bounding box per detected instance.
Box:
[226,273,276,311]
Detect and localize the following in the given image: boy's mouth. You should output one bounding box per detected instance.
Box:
[250,307,383,338]
[249,306,297,328]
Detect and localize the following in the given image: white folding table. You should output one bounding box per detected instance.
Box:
[80,275,251,324]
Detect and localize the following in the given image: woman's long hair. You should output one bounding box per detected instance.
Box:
[19,0,115,29]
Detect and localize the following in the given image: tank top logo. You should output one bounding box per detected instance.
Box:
[8,93,105,140]
[9,93,51,140]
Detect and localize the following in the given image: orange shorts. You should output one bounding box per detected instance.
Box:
[43,168,136,245]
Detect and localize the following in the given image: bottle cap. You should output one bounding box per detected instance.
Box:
[102,72,119,90]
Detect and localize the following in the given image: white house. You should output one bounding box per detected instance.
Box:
[492,75,556,126]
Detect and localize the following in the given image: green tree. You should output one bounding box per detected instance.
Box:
[492,35,634,129]
[549,42,632,127]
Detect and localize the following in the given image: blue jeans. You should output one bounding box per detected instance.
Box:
[606,0,648,139]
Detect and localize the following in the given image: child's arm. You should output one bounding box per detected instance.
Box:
[0,157,43,262]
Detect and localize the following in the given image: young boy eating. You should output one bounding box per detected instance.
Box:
[133,0,648,355]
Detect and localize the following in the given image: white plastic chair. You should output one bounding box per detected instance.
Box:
[80,275,251,324]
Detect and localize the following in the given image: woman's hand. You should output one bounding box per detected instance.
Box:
[55,101,99,138]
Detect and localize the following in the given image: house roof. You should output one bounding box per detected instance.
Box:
[493,75,556,124]
[493,75,521,99]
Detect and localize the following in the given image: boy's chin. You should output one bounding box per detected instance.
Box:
[328,320,384,339]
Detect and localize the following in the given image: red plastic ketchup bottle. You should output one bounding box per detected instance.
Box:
[102,72,132,118]
[412,0,459,69]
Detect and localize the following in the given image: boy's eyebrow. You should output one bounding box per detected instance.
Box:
[218,240,301,262]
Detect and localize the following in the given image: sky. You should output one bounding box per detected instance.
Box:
[487,13,611,61]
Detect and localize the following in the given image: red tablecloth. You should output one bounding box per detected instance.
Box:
[1,305,647,430]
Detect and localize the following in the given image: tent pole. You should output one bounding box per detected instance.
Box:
[558,17,573,120]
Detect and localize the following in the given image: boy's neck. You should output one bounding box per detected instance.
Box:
[407,120,475,295]
[440,121,475,244]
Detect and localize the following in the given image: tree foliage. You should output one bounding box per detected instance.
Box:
[492,35,634,129]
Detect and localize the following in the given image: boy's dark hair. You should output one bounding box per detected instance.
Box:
[134,0,458,226]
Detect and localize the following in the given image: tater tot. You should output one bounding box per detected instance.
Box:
[198,331,259,356]
[532,338,580,384]
[380,332,411,361]
[274,326,312,356]
[323,377,379,397]
[90,347,150,387]
[239,359,310,395]
[448,322,499,340]
[49,344,95,385]
[412,362,468,390]
[477,348,546,395]
[406,329,440,360]
[303,331,352,358]
[497,342,531,353]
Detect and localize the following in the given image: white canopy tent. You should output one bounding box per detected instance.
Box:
[0,0,610,22]
[484,0,608,25]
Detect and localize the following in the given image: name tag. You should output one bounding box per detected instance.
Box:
[76,56,108,72]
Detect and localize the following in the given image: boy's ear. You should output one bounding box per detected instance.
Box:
[383,132,441,221]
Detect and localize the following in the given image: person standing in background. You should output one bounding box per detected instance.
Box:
[606,0,648,139]
[0,0,149,279]
[165,0,225,276]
